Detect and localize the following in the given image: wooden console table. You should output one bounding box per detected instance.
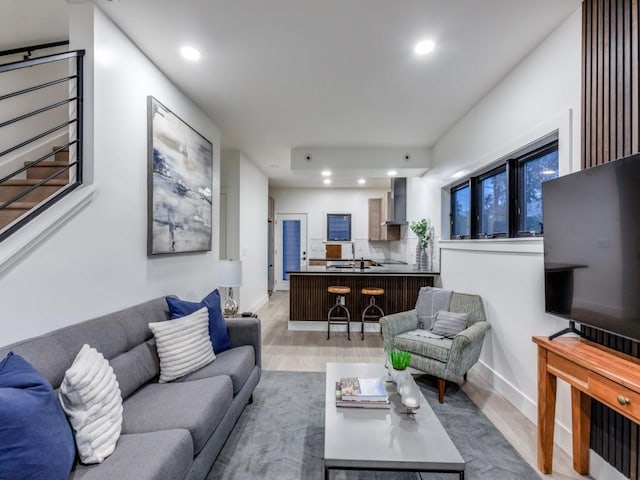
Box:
[533,336,640,475]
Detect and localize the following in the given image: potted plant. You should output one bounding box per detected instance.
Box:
[410,218,431,270]
[387,348,411,383]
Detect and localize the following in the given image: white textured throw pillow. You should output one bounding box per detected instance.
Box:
[149,306,215,383]
[430,310,470,338]
[59,344,123,464]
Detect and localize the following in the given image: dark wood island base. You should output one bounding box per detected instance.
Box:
[289,269,436,321]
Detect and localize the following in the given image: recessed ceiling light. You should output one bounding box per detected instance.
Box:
[387,170,397,176]
[542,169,556,175]
[358,179,366,185]
[180,46,201,61]
[414,40,436,56]
[323,179,332,185]
[321,170,332,177]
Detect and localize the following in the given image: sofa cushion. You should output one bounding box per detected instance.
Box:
[149,307,216,383]
[176,344,255,394]
[110,339,159,400]
[121,375,233,454]
[0,297,171,390]
[166,290,233,353]
[431,311,470,338]
[0,352,76,480]
[70,430,193,480]
[393,333,453,363]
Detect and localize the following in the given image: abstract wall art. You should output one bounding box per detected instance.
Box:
[147,96,213,255]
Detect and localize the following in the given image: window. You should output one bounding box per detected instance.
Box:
[451,183,471,238]
[517,144,559,235]
[449,137,558,239]
[478,167,507,237]
[327,214,351,241]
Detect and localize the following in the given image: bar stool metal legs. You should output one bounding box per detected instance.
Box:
[361,287,384,340]
[327,286,351,340]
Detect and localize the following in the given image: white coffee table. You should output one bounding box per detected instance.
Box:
[324,362,465,479]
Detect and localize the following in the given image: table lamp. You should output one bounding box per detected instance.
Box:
[218,260,242,317]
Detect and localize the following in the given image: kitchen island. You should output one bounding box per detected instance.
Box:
[287,264,438,322]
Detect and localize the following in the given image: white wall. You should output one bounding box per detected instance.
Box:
[270,186,395,264]
[238,154,269,313]
[0,5,222,346]
[220,149,269,314]
[407,7,588,458]
[220,150,240,261]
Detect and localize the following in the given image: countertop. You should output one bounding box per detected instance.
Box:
[287,265,439,275]
[308,258,407,265]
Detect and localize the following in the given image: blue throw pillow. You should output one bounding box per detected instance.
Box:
[166,289,232,353]
[0,352,76,480]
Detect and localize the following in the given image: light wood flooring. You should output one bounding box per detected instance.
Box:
[256,291,591,480]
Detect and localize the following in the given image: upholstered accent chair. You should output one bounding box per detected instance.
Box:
[381,292,489,403]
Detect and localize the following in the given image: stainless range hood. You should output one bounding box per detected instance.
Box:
[383,177,407,225]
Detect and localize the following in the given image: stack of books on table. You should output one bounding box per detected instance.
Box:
[335,377,390,409]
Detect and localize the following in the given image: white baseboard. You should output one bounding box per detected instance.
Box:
[288,320,382,332]
[474,360,628,480]
[248,294,269,315]
[473,360,573,453]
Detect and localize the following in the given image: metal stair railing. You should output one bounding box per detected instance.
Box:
[0,42,85,241]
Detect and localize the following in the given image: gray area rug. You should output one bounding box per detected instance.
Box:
[207,371,541,480]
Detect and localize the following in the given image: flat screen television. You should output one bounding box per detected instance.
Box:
[542,154,640,341]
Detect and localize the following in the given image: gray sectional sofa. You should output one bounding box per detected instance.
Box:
[0,296,261,480]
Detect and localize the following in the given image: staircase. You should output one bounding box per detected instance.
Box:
[0,42,84,242]
[0,147,69,229]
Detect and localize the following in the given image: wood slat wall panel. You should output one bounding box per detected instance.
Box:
[289,274,434,322]
[582,2,640,476]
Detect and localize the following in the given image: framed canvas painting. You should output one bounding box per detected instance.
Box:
[147,96,213,255]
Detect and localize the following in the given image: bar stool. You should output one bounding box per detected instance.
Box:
[327,286,351,340]
[361,287,385,340]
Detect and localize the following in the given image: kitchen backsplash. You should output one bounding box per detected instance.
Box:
[307,237,440,272]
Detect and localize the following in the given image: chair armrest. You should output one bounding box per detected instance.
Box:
[445,321,490,379]
[226,317,261,369]
[455,321,490,346]
[380,310,419,351]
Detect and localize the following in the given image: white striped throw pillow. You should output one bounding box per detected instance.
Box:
[59,344,123,464]
[149,306,215,383]
[430,310,470,338]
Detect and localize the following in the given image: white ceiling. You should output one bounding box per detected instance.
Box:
[5,0,580,188]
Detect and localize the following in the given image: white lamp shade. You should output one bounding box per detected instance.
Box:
[219,260,242,287]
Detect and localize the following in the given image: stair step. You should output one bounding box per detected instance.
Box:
[25,158,70,180]
[3,202,38,209]
[26,166,69,180]
[0,179,67,202]
[52,147,69,163]
[4,179,67,186]
[24,160,69,167]
[0,202,38,230]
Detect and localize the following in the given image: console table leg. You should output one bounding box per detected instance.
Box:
[538,346,557,474]
[571,386,591,474]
